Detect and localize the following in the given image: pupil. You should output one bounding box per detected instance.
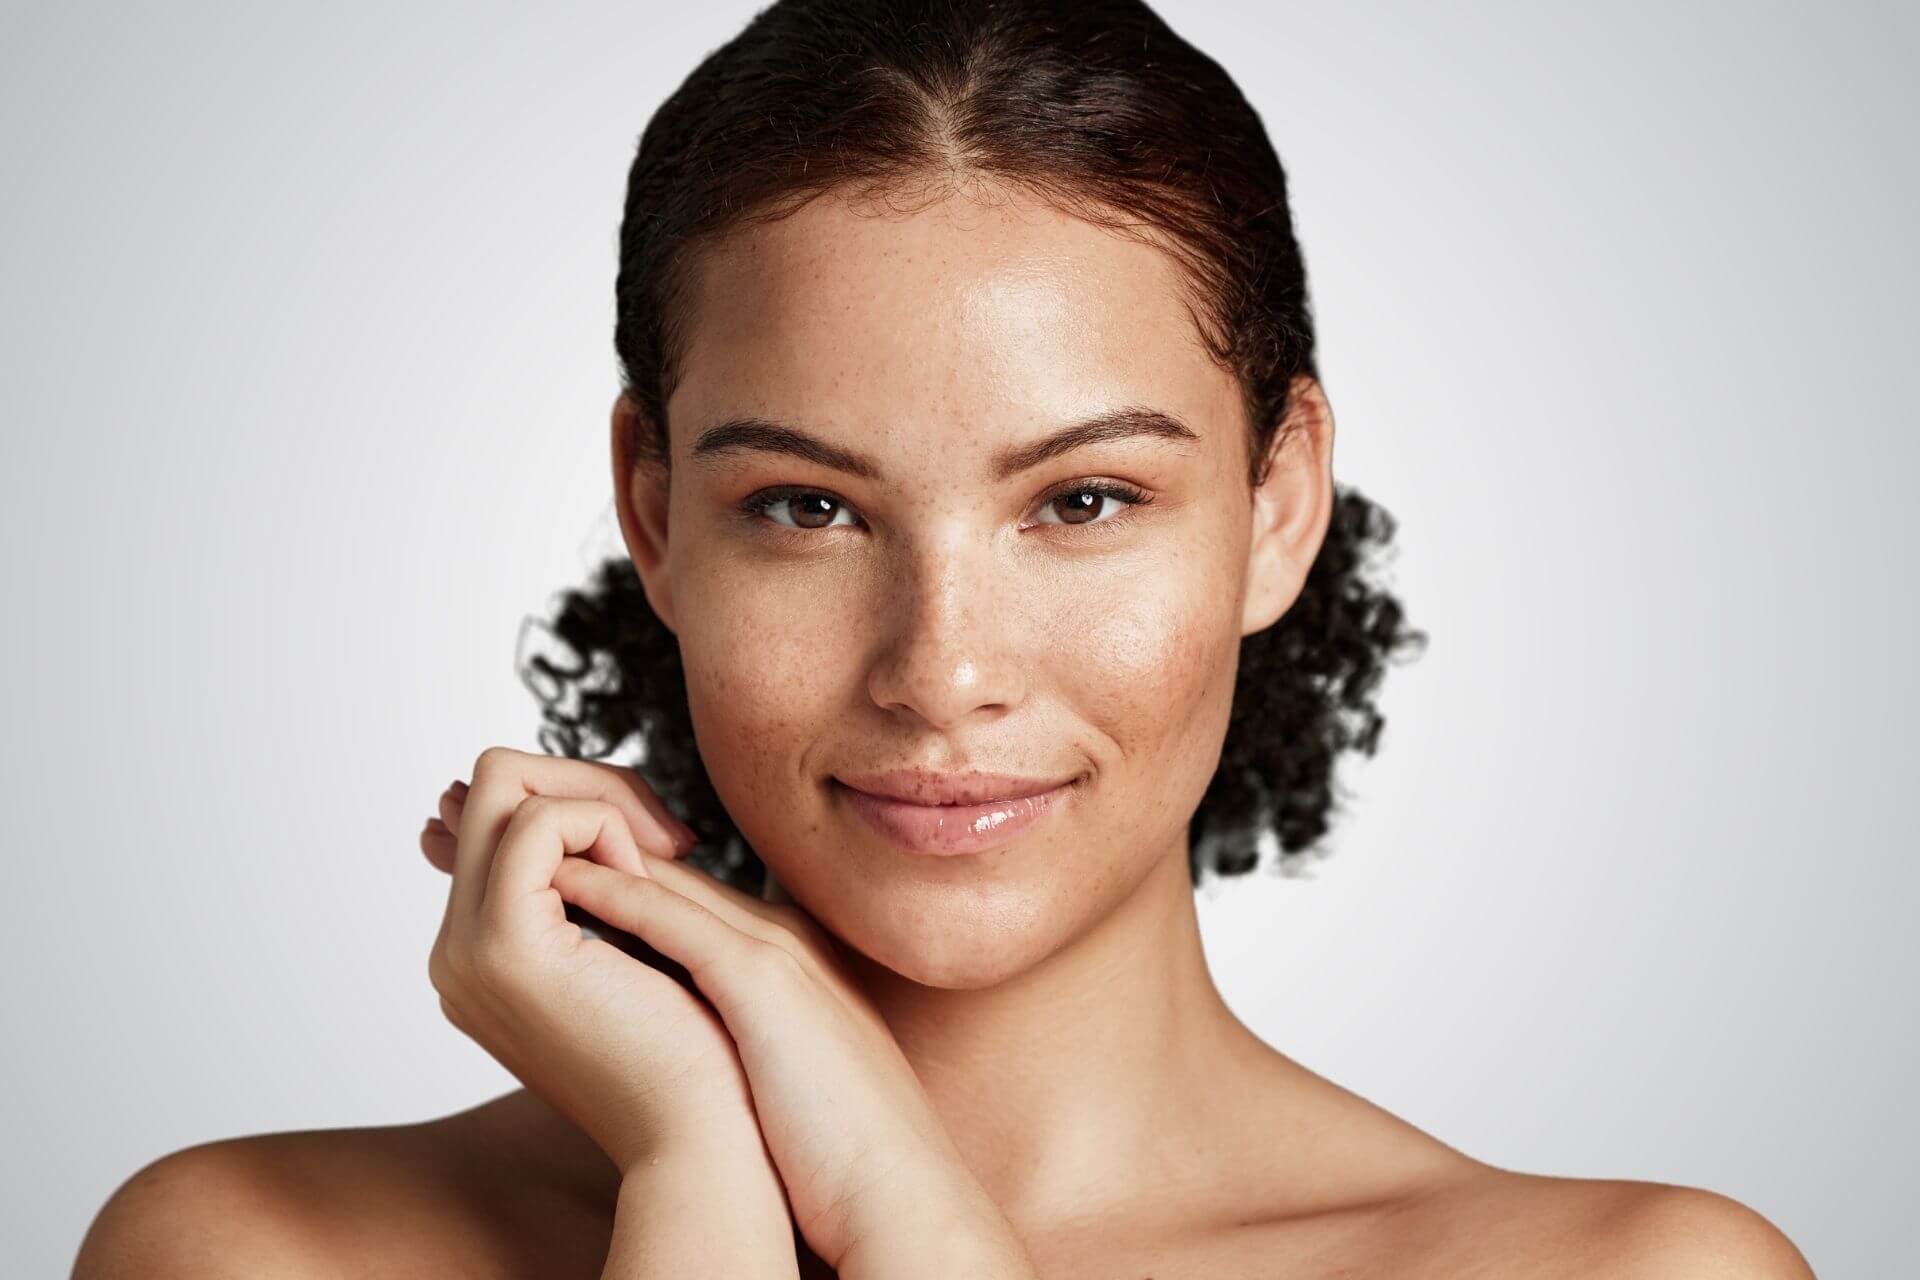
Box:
[794,495,836,528]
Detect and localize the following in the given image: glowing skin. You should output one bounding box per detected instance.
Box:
[612,181,1356,1234]
[222,172,1808,1280]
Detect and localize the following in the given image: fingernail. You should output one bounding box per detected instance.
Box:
[450,779,468,797]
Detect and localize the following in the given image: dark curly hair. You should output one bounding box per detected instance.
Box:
[517,0,1426,895]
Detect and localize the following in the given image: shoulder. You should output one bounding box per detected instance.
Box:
[73,1093,616,1279]
[1408,1165,1815,1279]
[72,1136,339,1278]
[1575,1180,1815,1278]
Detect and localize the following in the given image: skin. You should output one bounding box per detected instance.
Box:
[615,181,1337,1239]
[73,182,1817,1279]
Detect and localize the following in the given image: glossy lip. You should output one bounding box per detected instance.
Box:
[831,769,1078,856]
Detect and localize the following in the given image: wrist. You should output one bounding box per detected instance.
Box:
[834,1162,1036,1280]
[612,1146,798,1280]
[620,1126,783,1189]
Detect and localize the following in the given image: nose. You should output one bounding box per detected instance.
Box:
[865,534,1028,729]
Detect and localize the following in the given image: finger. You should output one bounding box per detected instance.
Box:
[421,817,456,874]
[549,857,772,1012]
[480,795,651,936]
[627,847,814,944]
[438,782,465,834]
[578,851,848,987]
[449,747,694,922]
[484,754,701,857]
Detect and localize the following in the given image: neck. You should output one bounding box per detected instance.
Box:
[836,837,1278,1229]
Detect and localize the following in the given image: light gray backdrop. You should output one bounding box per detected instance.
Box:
[4,2,1913,1275]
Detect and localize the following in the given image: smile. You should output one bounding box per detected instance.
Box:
[829,772,1076,856]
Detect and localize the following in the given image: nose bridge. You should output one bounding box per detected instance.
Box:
[867,525,1026,726]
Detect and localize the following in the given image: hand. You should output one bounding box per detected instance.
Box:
[506,802,1014,1272]
[424,749,1028,1274]
[423,746,779,1180]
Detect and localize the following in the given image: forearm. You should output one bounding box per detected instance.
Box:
[835,1165,1040,1280]
[840,1223,1037,1280]
[600,1147,801,1280]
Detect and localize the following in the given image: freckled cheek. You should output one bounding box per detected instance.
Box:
[1042,567,1237,763]
[674,559,857,791]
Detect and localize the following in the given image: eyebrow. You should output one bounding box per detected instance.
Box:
[688,405,1201,482]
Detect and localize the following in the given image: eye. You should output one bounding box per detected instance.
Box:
[740,486,861,530]
[1030,480,1151,528]
[739,480,1150,535]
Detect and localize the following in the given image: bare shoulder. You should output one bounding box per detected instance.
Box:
[73,1136,334,1278]
[73,1091,618,1279]
[1408,1164,1816,1279]
[1567,1179,1816,1278]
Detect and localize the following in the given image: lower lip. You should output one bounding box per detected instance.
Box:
[833,779,1072,856]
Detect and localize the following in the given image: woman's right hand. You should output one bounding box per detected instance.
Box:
[422,746,778,1180]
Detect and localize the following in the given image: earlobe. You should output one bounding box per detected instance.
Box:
[1241,375,1336,635]
[610,392,678,632]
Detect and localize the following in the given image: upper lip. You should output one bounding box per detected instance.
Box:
[834,769,1077,807]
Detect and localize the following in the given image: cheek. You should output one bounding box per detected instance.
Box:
[669,523,1243,844]
[1046,554,1239,784]
[674,557,853,797]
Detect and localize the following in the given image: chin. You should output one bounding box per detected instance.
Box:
[727,779,1140,989]
[806,866,1091,991]
[850,923,1058,990]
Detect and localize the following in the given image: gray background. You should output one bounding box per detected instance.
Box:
[4,2,1913,1274]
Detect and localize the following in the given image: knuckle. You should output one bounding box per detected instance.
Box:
[747,938,809,986]
[512,792,559,824]
[429,937,472,991]
[470,745,519,787]
[437,992,469,1033]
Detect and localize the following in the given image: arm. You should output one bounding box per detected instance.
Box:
[602,1146,802,1280]
[829,1160,1041,1280]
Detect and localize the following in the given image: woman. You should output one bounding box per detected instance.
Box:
[77,1,1814,1276]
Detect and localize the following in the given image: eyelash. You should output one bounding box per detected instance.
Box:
[738,479,1154,538]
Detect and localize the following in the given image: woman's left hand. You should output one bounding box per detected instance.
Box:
[424,771,1035,1277]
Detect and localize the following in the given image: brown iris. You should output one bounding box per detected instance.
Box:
[790,494,841,528]
[1050,490,1102,524]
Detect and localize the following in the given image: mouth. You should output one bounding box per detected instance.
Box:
[829,769,1079,856]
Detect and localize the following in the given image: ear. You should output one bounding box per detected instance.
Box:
[1241,375,1336,635]
[610,391,677,632]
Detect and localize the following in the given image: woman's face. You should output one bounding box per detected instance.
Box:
[618,185,1329,990]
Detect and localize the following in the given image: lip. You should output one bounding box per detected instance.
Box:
[831,770,1077,856]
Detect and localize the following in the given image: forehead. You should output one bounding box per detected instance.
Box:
[665,186,1237,451]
